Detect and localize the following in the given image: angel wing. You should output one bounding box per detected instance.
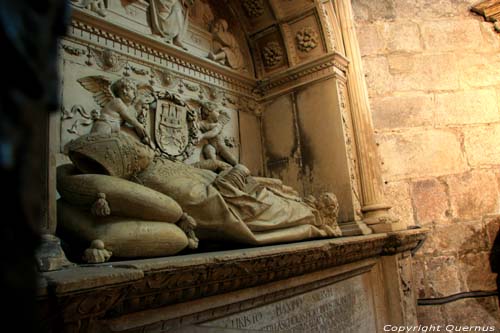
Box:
[77,76,114,108]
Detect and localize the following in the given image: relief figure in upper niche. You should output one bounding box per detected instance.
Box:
[72,0,107,17]
[149,0,195,50]
[207,19,245,70]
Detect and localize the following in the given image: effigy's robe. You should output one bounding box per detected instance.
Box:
[57,131,341,261]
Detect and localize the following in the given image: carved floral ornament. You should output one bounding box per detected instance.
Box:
[242,0,265,18]
[262,41,284,67]
[296,26,319,52]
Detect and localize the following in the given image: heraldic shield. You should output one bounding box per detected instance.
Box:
[154,98,197,160]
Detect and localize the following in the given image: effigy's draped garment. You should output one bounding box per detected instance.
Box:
[136,158,337,245]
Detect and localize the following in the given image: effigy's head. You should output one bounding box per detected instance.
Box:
[65,131,154,179]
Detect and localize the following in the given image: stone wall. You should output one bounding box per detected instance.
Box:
[352,0,500,326]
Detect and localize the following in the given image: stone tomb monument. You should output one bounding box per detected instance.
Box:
[37,0,426,332]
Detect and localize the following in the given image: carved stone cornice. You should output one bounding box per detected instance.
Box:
[255,52,349,100]
[382,228,428,255]
[38,229,427,330]
[68,8,349,104]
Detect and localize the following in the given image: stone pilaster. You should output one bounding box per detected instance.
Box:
[335,0,405,233]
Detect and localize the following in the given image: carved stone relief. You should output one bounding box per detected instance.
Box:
[71,0,107,17]
[62,44,87,57]
[58,70,341,263]
[262,41,284,68]
[318,0,339,54]
[296,26,319,52]
[198,102,238,165]
[251,29,288,76]
[56,0,359,267]
[154,91,199,161]
[90,48,128,72]
[337,81,363,220]
[149,0,196,50]
[285,13,325,65]
[242,0,265,18]
[207,19,245,70]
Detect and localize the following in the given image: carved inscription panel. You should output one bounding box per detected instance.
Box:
[202,274,377,332]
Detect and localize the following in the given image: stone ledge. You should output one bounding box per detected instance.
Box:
[38,229,427,328]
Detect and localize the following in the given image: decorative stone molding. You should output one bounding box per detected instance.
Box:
[62,44,87,56]
[381,229,427,255]
[317,1,337,53]
[70,9,255,96]
[255,53,349,99]
[72,0,107,17]
[337,80,363,221]
[471,0,500,33]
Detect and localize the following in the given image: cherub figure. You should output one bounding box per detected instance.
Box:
[77,76,151,145]
[198,102,238,166]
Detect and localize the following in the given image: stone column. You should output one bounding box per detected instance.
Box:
[334,0,405,232]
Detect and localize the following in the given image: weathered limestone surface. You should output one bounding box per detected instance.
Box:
[371,93,434,130]
[353,0,500,326]
[377,129,468,180]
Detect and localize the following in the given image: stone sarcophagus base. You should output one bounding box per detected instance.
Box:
[37,229,426,332]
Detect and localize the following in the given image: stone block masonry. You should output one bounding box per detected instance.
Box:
[353,0,500,327]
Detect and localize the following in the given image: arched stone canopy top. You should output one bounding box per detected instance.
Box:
[213,0,347,79]
[70,0,347,85]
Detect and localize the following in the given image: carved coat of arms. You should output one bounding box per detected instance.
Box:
[154,94,198,160]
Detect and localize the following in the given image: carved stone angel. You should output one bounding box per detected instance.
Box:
[198,102,238,166]
[77,76,152,146]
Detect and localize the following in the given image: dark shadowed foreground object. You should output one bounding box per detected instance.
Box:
[0,1,70,332]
